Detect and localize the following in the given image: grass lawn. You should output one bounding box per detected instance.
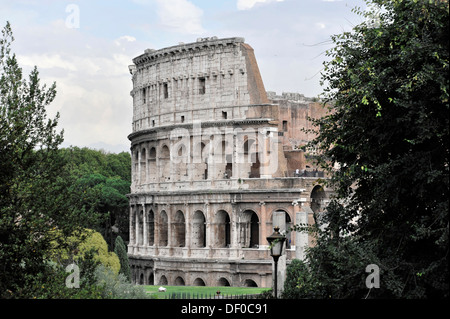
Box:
[144,285,270,299]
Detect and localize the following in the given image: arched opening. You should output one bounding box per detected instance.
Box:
[240,210,259,248]
[215,210,231,248]
[175,276,185,286]
[140,148,147,182]
[148,272,154,285]
[160,145,171,181]
[272,210,292,249]
[192,210,206,248]
[159,275,168,285]
[138,210,144,245]
[133,149,139,182]
[130,209,136,244]
[159,211,168,246]
[193,278,206,286]
[218,278,230,287]
[250,213,259,247]
[244,279,258,287]
[223,140,233,179]
[173,210,186,247]
[311,185,326,214]
[174,139,188,181]
[148,210,155,246]
[244,139,260,178]
[148,147,157,182]
[139,273,144,285]
[201,142,208,180]
[149,147,156,158]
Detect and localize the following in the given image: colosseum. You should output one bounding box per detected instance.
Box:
[127,36,332,289]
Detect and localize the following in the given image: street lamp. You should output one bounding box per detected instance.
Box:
[266,226,286,299]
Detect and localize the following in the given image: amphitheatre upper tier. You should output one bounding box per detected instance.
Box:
[128,37,270,136]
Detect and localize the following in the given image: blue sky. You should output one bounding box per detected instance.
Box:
[1,0,367,153]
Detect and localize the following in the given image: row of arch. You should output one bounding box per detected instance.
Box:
[133,270,259,288]
[132,134,266,184]
[130,207,293,249]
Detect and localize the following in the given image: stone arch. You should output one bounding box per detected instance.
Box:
[191,141,208,179]
[239,209,259,248]
[201,142,208,179]
[173,138,189,181]
[270,209,293,249]
[159,275,168,285]
[175,276,185,286]
[147,210,155,246]
[173,210,186,247]
[192,210,206,248]
[193,278,206,286]
[218,277,231,286]
[130,208,136,244]
[243,138,260,178]
[148,272,154,285]
[149,147,156,158]
[148,147,157,182]
[243,279,258,287]
[311,184,326,214]
[140,147,147,182]
[133,149,139,182]
[160,144,171,181]
[223,140,233,178]
[138,210,144,245]
[215,210,231,248]
[159,210,168,246]
[139,273,144,285]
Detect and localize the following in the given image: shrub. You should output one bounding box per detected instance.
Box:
[94,265,150,299]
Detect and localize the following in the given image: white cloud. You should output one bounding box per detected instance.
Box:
[11,20,137,151]
[17,53,77,71]
[114,35,137,46]
[155,0,205,34]
[315,22,326,30]
[237,0,284,10]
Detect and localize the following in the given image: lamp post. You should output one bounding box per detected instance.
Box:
[266,226,286,299]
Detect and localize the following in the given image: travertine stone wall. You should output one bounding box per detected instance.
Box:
[127,37,332,289]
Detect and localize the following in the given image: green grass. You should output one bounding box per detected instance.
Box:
[144,285,270,299]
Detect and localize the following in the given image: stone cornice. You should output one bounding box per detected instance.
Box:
[132,37,245,67]
[128,114,277,143]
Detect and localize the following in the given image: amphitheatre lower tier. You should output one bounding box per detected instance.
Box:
[128,177,330,287]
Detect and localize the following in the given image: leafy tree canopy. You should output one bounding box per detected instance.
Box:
[0,22,101,297]
[49,228,120,275]
[298,0,449,298]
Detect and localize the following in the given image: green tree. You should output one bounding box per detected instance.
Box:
[59,147,131,247]
[0,22,100,298]
[94,265,149,299]
[299,0,449,298]
[114,236,131,282]
[76,229,121,275]
[74,173,129,249]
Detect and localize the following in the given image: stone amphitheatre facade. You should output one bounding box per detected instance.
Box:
[127,36,332,288]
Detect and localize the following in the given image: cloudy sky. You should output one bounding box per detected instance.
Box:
[1,0,367,153]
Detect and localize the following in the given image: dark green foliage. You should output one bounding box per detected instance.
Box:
[0,22,101,298]
[60,147,131,249]
[114,236,131,282]
[60,146,131,182]
[282,259,309,299]
[294,0,449,298]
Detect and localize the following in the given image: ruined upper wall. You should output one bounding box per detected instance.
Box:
[129,37,269,133]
